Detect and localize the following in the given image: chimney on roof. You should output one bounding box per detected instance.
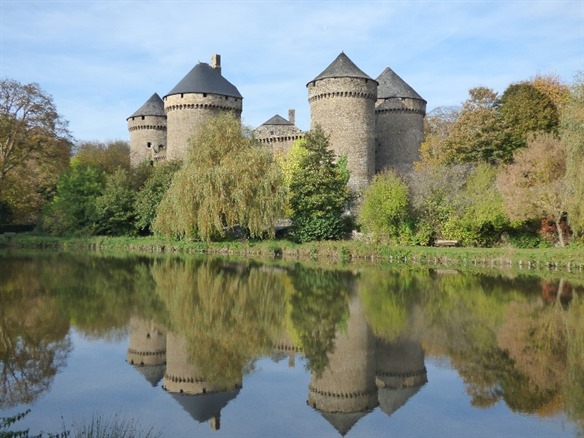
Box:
[288,109,295,125]
[211,54,221,75]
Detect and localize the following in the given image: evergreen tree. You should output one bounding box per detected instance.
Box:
[288,126,350,242]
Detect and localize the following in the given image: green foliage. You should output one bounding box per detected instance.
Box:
[153,113,285,241]
[442,164,509,246]
[408,164,470,244]
[287,265,350,376]
[40,161,105,236]
[74,140,131,174]
[134,161,180,234]
[358,170,410,242]
[499,82,560,155]
[562,73,584,237]
[93,168,137,236]
[444,87,506,164]
[289,126,350,242]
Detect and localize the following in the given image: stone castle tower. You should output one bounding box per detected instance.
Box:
[307,52,378,191]
[126,93,167,167]
[163,55,243,161]
[375,67,427,174]
[128,52,425,187]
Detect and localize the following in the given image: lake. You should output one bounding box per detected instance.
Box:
[1,251,583,437]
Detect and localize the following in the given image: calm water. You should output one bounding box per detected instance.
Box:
[1,251,583,437]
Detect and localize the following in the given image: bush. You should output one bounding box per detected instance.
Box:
[359,170,409,242]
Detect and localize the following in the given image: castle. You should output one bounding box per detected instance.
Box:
[127,52,426,190]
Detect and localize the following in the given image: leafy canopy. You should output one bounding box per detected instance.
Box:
[153,113,285,241]
[288,125,351,242]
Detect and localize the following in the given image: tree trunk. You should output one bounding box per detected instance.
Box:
[556,214,565,247]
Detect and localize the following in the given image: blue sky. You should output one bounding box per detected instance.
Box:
[1,0,582,143]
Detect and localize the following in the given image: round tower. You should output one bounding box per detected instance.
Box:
[307,293,378,435]
[127,92,167,167]
[126,316,167,386]
[376,338,427,417]
[163,332,241,431]
[307,52,377,192]
[164,54,243,161]
[375,67,426,174]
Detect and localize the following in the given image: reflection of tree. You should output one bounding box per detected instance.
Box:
[416,273,537,409]
[41,253,166,339]
[153,257,287,385]
[0,256,71,409]
[287,265,351,377]
[360,268,428,341]
[498,284,584,423]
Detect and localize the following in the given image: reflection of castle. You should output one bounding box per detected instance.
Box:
[126,300,427,435]
[307,294,427,435]
[127,52,426,190]
[126,318,241,432]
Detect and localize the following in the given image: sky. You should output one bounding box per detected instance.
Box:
[1,0,583,143]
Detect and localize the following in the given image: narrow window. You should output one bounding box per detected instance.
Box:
[141,116,145,120]
[147,142,151,148]
[203,93,207,97]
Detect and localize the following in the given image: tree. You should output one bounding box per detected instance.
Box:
[134,160,181,234]
[497,133,569,246]
[358,170,410,242]
[0,79,72,222]
[153,113,285,241]
[442,164,509,246]
[288,126,351,242]
[40,160,105,236]
[499,82,560,155]
[93,168,137,236]
[408,164,471,243]
[417,105,460,168]
[561,73,584,237]
[444,87,506,164]
[74,140,131,174]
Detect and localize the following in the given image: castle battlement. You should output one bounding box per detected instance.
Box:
[128,53,426,182]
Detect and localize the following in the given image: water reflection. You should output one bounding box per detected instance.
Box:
[1,251,583,435]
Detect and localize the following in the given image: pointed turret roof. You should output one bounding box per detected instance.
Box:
[309,52,374,84]
[376,67,425,101]
[171,390,240,423]
[127,93,165,119]
[320,411,369,436]
[165,62,242,99]
[261,114,293,126]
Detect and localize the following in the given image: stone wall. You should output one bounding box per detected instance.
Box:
[308,77,377,191]
[375,97,426,174]
[164,93,242,161]
[127,115,167,167]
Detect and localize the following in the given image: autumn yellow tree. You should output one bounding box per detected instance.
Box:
[0,79,72,223]
[497,133,569,246]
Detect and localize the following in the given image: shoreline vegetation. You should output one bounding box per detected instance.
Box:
[3,233,584,274]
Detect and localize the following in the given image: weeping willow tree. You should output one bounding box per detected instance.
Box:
[153,113,286,240]
[152,257,287,385]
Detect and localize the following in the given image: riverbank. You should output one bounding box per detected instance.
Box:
[2,233,584,273]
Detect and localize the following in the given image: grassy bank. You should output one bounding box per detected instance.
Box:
[2,232,584,273]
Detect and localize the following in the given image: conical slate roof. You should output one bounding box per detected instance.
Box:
[132,364,165,387]
[320,411,369,436]
[376,67,425,101]
[127,92,165,119]
[171,390,240,423]
[165,62,242,99]
[378,386,422,417]
[261,114,293,126]
[309,52,374,84]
